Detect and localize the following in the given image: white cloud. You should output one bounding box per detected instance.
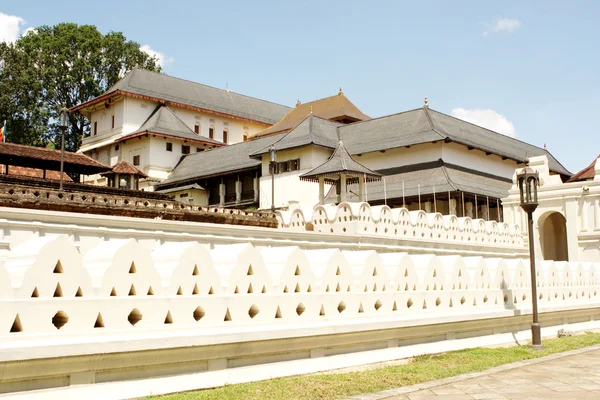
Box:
[22,27,37,37]
[140,44,173,67]
[451,108,516,137]
[0,12,25,44]
[483,18,521,37]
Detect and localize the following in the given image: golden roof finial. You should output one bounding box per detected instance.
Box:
[310,106,313,114]
[424,97,429,108]
[296,99,301,107]
[338,87,343,96]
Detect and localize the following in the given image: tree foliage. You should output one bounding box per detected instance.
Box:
[0,23,161,151]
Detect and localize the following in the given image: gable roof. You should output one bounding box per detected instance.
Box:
[325,161,512,203]
[300,140,381,183]
[567,155,599,182]
[155,133,287,189]
[0,142,110,175]
[339,107,571,177]
[258,91,370,136]
[72,68,291,125]
[118,105,223,146]
[101,160,148,178]
[251,114,341,157]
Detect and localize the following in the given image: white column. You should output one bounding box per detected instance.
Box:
[318,177,325,205]
[448,199,457,216]
[219,183,225,206]
[235,180,242,203]
[480,205,488,221]
[424,201,432,213]
[581,198,589,232]
[340,173,347,203]
[466,202,474,218]
[253,177,258,202]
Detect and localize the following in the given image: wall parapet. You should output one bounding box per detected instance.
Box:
[278,202,524,248]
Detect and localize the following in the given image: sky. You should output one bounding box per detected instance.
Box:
[1,0,599,173]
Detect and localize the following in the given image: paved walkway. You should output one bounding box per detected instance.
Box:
[348,345,600,400]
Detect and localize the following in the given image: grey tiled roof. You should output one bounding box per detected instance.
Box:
[105,69,291,124]
[155,183,205,194]
[251,114,341,157]
[300,140,382,182]
[155,133,286,188]
[325,162,512,203]
[339,107,571,176]
[122,105,222,145]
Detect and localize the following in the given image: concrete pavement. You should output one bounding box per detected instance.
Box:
[347,345,600,400]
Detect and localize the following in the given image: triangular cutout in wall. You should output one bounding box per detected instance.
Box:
[10,314,22,333]
[94,313,104,328]
[53,282,63,297]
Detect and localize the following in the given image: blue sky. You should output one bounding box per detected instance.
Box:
[1,0,599,173]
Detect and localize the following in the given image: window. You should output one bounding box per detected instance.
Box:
[194,124,200,134]
[223,129,228,144]
[115,145,120,151]
[196,147,203,152]
[182,145,190,154]
[111,115,115,129]
[179,193,189,198]
[93,121,97,135]
[166,142,173,152]
[279,161,289,173]
[290,158,300,171]
[133,155,140,166]
[209,126,214,139]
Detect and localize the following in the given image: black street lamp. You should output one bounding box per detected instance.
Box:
[517,166,543,349]
[57,106,69,191]
[269,145,276,213]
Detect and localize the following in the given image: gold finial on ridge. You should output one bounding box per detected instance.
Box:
[296,99,301,107]
[338,87,343,95]
[424,97,429,108]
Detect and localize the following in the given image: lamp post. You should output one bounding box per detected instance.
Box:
[269,145,276,213]
[57,106,69,191]
[517,166,543,349]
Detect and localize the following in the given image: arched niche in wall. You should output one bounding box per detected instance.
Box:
[538,211,569,261]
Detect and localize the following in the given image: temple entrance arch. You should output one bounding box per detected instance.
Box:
[538,211,569,261]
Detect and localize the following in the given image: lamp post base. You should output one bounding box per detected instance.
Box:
[529,344,545,351]
[530,322,543,349]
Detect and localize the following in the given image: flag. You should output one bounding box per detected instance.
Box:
[0,120,5,142]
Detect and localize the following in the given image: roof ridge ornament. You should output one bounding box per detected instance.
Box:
[424,97,429,108]
[338,87,343,96]
[296,99,301,107]
[310,106,313,114]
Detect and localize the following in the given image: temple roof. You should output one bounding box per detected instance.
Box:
[325,160,512,203]
[567,155,599,182]
[72,68,291,125]
[300,140,382,183]
[339,107,571,177]
[101,160,148,178]
[155,132,287,189]
[0,142,110,175]
[251,114,341,156]
[258,90,370,136]
[118,105,223,146]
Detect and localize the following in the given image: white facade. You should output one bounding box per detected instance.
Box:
[261,140,524,210]
[503,155,600,262]
[79,97,266,189]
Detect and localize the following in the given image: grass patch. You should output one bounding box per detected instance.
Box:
[154,333,600,400]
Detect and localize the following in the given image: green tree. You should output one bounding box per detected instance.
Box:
[0,23,161,151]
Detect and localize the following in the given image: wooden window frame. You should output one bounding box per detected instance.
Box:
[133,155,140,166]
[166,142,173,152]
